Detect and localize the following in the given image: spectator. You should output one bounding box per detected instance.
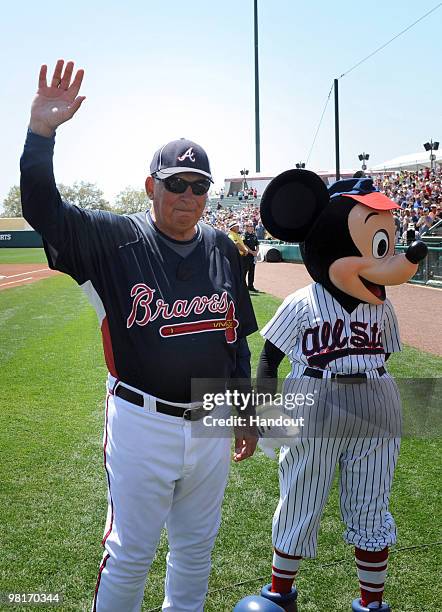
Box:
[402,223,419,245]
[410,208,419,224]
[255,220,265,240]
[243,223,259,292]
[429,204,438,223]
[392,212,401,243]
[228,220,250,277]
[401,209,412,233]
[416,209,433,236]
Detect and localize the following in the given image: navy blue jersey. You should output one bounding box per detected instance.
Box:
[243,232,259,253]
[20,131,257,402]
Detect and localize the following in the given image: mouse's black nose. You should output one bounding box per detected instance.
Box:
[405,241,428,264]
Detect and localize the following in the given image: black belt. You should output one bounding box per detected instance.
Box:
[114,384,206,421]
[304,366,386,383]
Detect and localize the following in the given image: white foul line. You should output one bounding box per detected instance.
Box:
[0,277,33,287]
[0,267,50,280]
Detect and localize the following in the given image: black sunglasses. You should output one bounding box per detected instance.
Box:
[155,175,211,196]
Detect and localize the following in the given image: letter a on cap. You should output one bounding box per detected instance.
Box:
[177,147,196,163]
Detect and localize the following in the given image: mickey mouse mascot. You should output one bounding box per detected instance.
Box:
[234,170,427,612]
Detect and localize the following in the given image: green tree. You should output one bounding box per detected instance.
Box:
[58,181,110,211]
[114,187,150,215]
[1,185,22,217]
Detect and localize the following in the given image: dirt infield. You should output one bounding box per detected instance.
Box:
[255,262,442,356]
[0,263,59,291]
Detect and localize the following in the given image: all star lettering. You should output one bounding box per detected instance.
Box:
[300,319,384,367]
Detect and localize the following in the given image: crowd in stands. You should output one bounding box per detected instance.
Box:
[202,201,267,239]
[216,187,258,201]
[205,167,442,245]
[373,167,442,243]
[237,187,258,201]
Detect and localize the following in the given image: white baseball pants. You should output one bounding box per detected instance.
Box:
[93,382,231,612]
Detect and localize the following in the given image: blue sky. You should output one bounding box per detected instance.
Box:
[1,0,441,208]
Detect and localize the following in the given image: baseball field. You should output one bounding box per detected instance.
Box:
[0,248,441,611]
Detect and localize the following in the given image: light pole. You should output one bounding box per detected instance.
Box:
[240,168,249,191]
[358,152,370,172]
[254,0,261,172]
[334,79,340,180]
[295,162,305,169]
[423,140,439,172]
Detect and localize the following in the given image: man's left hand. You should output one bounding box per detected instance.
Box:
[233,427,258,462]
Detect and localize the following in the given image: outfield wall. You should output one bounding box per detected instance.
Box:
[0,231,43,248]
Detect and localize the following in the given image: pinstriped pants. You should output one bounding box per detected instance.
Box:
[273,372,401,558]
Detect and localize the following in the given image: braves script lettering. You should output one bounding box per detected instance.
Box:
[126,284,235,338]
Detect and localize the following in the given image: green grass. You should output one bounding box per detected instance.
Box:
[0,277,441,611]
[0,248,47,264]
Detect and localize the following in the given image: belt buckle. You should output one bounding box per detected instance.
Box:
[334,373,366,384]
[183,406,204,421]
[183,408,193,421]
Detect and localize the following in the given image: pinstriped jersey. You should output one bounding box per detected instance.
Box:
[261,283,401,375]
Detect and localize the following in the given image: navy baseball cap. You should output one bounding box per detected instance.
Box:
[150,138,213,182]
[328,177,399,210]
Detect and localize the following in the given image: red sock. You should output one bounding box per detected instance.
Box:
[271,548,302,594]
[355,546,388,608]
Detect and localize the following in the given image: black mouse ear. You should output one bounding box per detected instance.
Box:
[260,169,330,242]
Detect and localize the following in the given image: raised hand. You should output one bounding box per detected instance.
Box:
[30,59,86,137]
